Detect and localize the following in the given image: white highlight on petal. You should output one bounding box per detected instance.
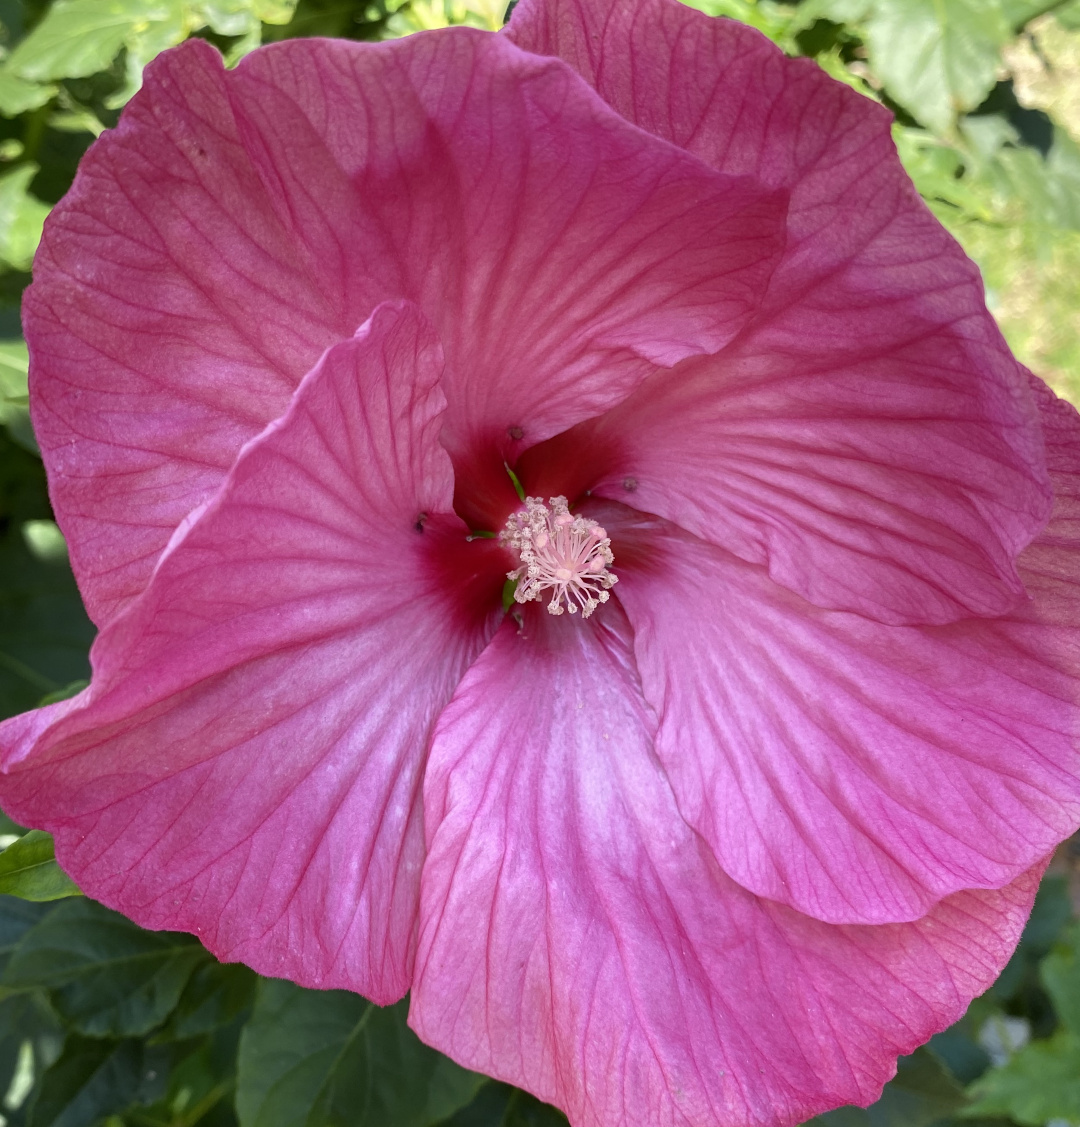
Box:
[500,496,617,618]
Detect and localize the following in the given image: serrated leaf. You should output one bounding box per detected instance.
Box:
[864,0,1012,135]
[964,1030,1080,1124]
[236,980,484,1127]
[3,898,207,1037]
[0,165,48,273]
[0,831,80,902]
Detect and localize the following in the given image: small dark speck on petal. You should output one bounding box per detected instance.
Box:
[508,425,524,441]
[414,512,428,532]
[623,477,638,492]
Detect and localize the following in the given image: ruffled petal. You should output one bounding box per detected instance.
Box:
[0,301,502,1000]
[603,377,1080,925]
[412,602,1040,1127]
[508,0,1050,625]
[28,28,786,621]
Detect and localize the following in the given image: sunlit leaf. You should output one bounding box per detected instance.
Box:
[0,68,55,118]
[5,0,187,82]
[0,832,80,902]
[864,0,1012,135]
[0,166,48,273]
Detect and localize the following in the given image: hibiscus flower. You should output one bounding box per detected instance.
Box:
[4,0,1080,1124]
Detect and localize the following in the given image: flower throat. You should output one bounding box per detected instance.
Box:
[500,496,617,618]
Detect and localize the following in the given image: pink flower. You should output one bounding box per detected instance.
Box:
[4,0,1080,1123]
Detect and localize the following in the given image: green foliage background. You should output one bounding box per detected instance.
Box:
[0,0,1076,1124]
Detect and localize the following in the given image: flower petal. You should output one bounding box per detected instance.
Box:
[0,301,502,999]
[412,602,1040,1127]
[29,29,786,622]
[603,377,1080,926]
[508,0,1050,625]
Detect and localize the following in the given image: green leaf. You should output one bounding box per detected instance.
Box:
[999,0,1061,26]
[1056,0,1080,28]
[0,895,57,978]
[435,1083,569,1126]
[864,0,1012,135]
[0,165,48,273]
[1040,922,1080,1035]
[26,1034,169,1127]
[0,68,55,118]
[3,898,208,1037]
[236,980,484,1127]
[788,0,873,30]
[0,831,81,902]
[0,338,36,455]
[0,508,95,722]
[964,1030,1080,1124]
[0,990,64,1121]
[6,0,185,82]
[155,960,257,1041]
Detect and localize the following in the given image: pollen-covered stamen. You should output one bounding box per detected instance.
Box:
[500,496,618,618]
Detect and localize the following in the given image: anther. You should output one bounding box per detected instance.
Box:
[499,496,618,618]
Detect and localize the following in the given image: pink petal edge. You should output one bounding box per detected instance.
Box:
[28,27,787,624]
[509,0,1051,627]
[412,602,1042,1127]
[2,301,502,1000]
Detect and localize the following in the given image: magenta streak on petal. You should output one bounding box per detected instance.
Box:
[507,0,1051,626]
[412,601,1042,1127]
[29,27,788,625]
[0,302,503,1000]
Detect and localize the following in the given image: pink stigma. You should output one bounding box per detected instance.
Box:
[500,496,618,618]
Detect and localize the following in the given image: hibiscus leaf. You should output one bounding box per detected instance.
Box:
[863,0,1012,135]
[154,960,258,1041]
[0,896,57,978]
[25,1034,170,1127]
[433,1081,570,1126]
[964,1030,1080,1124]
[1,898,208,1037]
[236,979,485,1127]
[0,831,81,902]
[0,510,95,723]
[0,990,64,1123]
